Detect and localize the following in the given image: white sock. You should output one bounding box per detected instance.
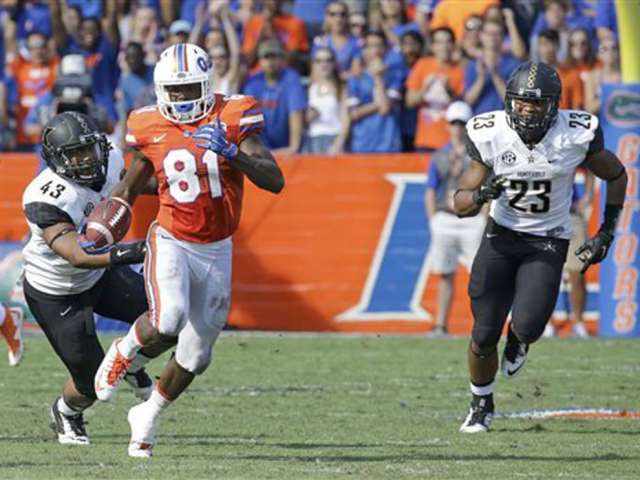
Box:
[470,380,495,397]
[57,397,81,416]
[0,303,6,327]
[118,326,143,359]
[145,387,172,417]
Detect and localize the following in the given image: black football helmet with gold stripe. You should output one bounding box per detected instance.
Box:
[505,61,562,145]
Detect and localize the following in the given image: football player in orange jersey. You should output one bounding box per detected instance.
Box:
[93,43,284,458]
[0,303,24,367]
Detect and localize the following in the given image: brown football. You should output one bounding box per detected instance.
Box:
[84,197,132,249]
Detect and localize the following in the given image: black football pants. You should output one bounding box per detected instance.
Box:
[24,265,148,399]
[468,218,569,350]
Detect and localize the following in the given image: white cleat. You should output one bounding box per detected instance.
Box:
[2,307,24,367]
[459,396,494,433]
[94,339,132,402]
[128,402,159,458]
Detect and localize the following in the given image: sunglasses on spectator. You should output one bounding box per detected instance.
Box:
[598,44,618,53]
[314,56,334,63]
[328,10,347,17]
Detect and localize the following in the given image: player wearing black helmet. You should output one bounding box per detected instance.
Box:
[453,61,627,433]
[21,112,167,445]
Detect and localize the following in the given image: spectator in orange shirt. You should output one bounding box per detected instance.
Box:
[537,29,583,110]
[584,38,621,115]
[406,27,464,151]
[566,27,598,85]
[7,32,59,150]
[429,0,498,47]
[242,0,309,73]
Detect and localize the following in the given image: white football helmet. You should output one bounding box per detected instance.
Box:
[154,43,214,123]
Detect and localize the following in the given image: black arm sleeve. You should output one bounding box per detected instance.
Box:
[587,125,605,156]
[463,129,484,164]
[24,202,74,229]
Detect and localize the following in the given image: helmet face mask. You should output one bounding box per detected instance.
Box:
[505,62,561,144]
[42,112,111,189]
[154,43,214,124]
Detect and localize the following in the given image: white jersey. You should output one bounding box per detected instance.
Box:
[466,110,599,239]
[22,147,125,295]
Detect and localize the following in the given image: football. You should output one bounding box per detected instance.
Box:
[84,197,132,249]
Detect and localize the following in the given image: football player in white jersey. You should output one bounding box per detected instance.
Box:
[21,112,167,445]
[453,62,627,433]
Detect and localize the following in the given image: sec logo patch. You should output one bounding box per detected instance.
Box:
[501,151,517,165]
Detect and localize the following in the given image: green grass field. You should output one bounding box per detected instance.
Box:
[1,334,639,479]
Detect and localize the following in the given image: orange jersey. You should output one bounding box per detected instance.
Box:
[9,56,59,145]
[125,94,264,243]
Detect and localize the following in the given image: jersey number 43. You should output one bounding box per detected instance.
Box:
[163,149,221,203]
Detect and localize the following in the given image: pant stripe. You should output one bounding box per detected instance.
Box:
[144,222,162,329]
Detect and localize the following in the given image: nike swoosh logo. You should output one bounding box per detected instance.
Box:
[153,133,167,143]
[60,306,72,317]
[486,233,498,238]
[506,365,524,376]
[116,250,128,257]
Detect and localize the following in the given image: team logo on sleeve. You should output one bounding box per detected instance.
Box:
[500,151,517,165]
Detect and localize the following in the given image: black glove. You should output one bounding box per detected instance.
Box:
[575,229,614,274]
[110,241,147,266]
[473,174,508,205]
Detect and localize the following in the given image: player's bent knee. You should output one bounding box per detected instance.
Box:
[74,379,97,400]
[156,306,187,337]
[511,321,544,345]
[471,326,501,353]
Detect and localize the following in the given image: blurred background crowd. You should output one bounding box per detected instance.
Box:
[0,0,621,155]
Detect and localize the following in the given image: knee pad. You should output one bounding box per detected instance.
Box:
[511,321,543,345]
[471,324,501,354]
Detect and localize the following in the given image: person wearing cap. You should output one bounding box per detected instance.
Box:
[242,39,306,154]
[167,19,192,46]
[424,101,486,337]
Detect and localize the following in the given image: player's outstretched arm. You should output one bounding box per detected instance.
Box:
[576,148,628,272]
[110,149,155,205]
[235,134,285,193]
[42,222,144,269]
[453,160,492,218]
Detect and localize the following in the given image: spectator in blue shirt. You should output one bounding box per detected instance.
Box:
[346,31,402,153]
[49,0,120,122]
[595,0,617,42]
[397,30,424,151]
[312,1,362,79]
[242,39,307,154]
[116,42,155,143]
[463,19,519,115]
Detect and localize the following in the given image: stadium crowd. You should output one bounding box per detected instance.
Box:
[0,0,620,154]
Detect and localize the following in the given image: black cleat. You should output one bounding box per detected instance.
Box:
[459,394,495,433]
[124,367,154,400]
[50,398,90,445]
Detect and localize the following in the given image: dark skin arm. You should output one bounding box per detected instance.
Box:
[233,134,285,193]
[110,148,155,206]
[43,223,111,269]
[453,160,491,217]
[582,149,627,206]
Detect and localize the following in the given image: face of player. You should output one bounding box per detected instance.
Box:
[511,98,549,124]
[64,142,102,181]
[165,83,203,102]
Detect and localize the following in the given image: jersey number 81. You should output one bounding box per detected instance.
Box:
[163,149,222,203]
